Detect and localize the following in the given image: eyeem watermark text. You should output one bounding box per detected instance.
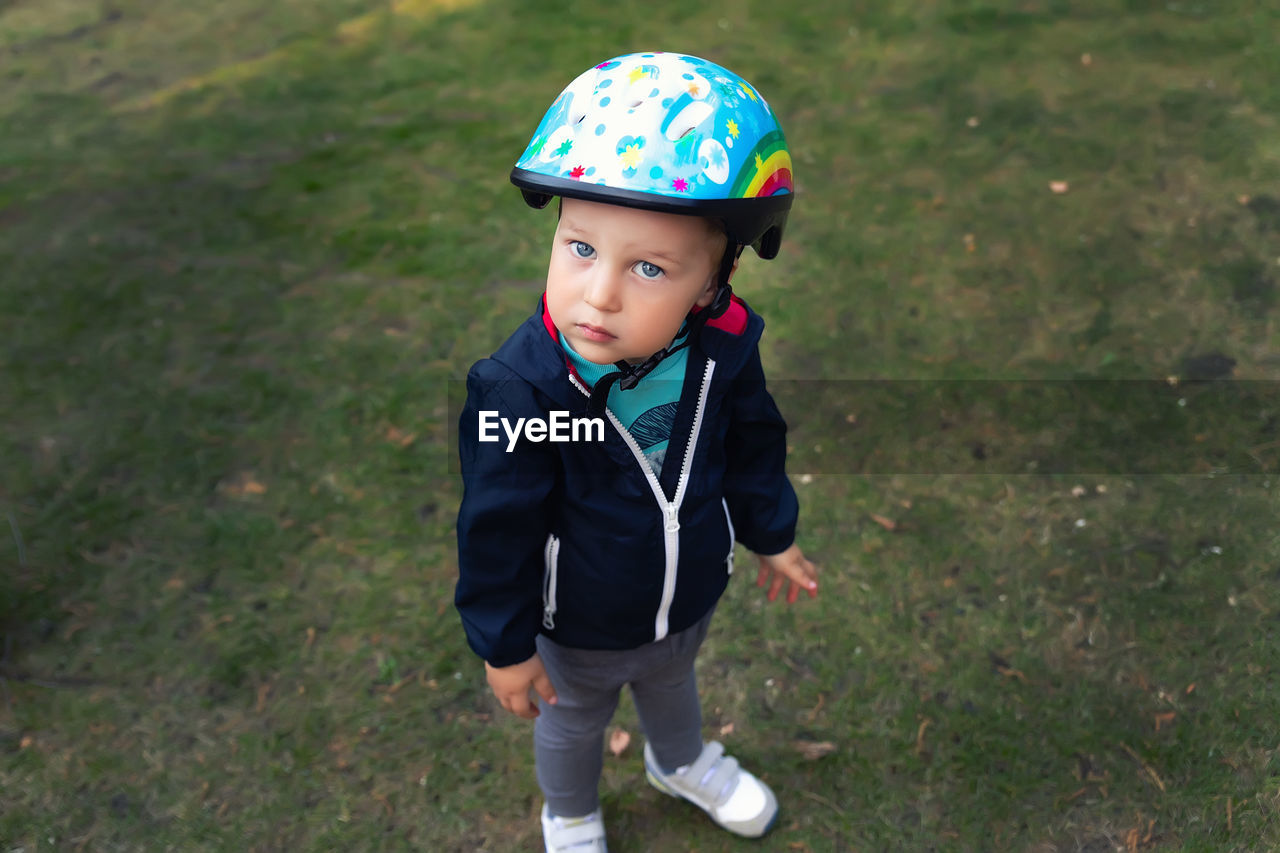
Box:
[478,411,605,452]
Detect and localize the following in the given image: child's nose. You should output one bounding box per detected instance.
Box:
[583,265,623,312]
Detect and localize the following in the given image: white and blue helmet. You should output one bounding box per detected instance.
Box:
[511,52,794,259]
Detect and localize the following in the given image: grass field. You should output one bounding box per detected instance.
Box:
[3,0,1280,850]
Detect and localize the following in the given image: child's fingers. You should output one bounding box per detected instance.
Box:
[802,559,819,597]
[506,688,540,719]
[779,558,818,593]
[756,553,818,603]
[532,673,558,708]
[767,571,786,601]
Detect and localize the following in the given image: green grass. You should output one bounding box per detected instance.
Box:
[3,0,1280,850]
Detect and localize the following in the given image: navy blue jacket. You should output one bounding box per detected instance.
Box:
[455,295,798,667]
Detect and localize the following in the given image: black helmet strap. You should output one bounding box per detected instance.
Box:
[585,243,742,417]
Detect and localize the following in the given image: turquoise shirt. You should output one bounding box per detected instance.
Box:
[561,332,688,476]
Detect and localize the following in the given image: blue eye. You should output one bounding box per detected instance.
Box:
[571,241,595,258]
[635,261,664,280]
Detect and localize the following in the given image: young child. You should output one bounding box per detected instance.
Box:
[455,52,817,852]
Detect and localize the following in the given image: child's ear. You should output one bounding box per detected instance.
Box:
[694,254,739,307]
[694,275,720,308]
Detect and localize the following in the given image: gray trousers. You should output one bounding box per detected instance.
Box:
[534,607,714,818]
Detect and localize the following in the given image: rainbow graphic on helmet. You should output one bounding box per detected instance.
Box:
[729,131,792,198]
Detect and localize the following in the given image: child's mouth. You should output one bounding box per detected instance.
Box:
[577,323,616,342]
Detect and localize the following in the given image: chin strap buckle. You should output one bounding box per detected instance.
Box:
[616,352,665,391]
[585,353,662,417]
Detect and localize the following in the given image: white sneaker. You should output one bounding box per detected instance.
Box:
[541,803,608,852]
[644,741,779,837]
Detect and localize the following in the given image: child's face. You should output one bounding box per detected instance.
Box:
[546,198,723,365]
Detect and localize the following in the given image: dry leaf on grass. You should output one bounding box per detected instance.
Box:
[385,426,417,447]
[220,473,267,496]
[1049,180,1070,194]
[1120,743,1166,792]
[792,739,837,760]
[915,718,932,756]
[870,513,897,531]
[609,728,631,757]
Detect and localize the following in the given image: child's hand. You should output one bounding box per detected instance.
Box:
[756,544,819,604]
[485,653,558,720]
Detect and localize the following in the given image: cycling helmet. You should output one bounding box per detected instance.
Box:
[511,52,793,260]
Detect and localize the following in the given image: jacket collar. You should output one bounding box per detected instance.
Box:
[489,294,763,406]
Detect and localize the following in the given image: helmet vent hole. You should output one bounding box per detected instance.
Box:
[676,126,695,140]
[630,100,643,108]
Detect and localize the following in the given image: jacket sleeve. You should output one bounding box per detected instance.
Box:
[722,345,799,556]
[454,359,559,667]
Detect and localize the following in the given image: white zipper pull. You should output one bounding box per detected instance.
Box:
[664,504,680,533]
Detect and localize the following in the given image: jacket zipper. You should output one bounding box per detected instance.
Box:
[542,533,560,629]
[721,497,736,575]
[569,357,716,641]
